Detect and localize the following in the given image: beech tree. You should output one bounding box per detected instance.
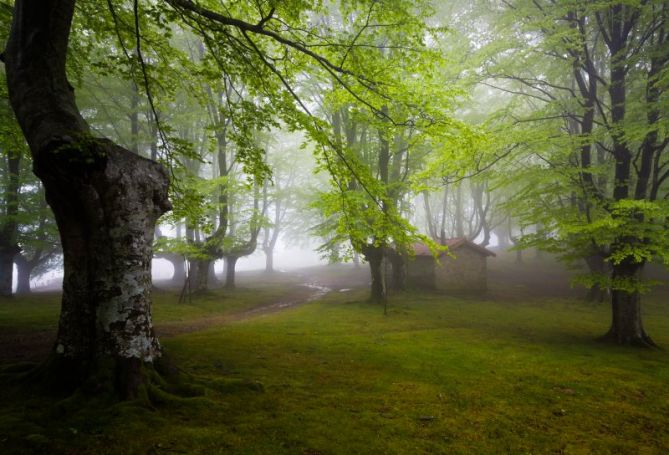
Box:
[480,0,669,346]
[3,1,172,396]
[3,0,450,396]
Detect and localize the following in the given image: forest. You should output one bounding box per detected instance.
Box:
[0,0,668,453]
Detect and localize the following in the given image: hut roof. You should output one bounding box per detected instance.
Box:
[412,237,496,257]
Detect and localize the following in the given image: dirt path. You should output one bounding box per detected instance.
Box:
[156,282,332,338]
[0,280,336,364]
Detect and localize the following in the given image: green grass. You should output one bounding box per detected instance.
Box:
[0,292,61,333]
[0,279,305,332]
[1,284,668,454]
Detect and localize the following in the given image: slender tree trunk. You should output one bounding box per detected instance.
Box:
[130,83,139,155]
[363,246,386,303]
[0,248,18,297]
[4,0,171,396]
[264,247,274,273]
[207,261,218,284]
[14,255,32,294]
[352,251,360,268]
[439,186,448,243]
[0,151,21,297]
[422,191,437,240]
[224,256,238,289]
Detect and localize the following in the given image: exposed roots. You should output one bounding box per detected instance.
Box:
[597,330,659,349]
[1,349,264,410]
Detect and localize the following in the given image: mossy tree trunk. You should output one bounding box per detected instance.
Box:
[601,261,654,347]
[4,0,171,396]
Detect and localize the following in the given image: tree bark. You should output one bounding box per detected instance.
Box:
[264,246,274,273]
[600,263,654,347]
[129,83,139,155]
[0,151,21,297]
[191,259,211,292]
[14,254,32,294]
[584,254,608,303]
[596,6,653,347]
[352,251,361,268]
[363,246,386,303]
[207,260,218,284]
[224,256,238,289]
[455,185,464,238]
[0,248,18,297]
[4,0,172,396]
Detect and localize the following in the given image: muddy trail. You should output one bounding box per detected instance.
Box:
[156,281,334,338]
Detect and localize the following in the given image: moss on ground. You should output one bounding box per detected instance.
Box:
[0,279,668,454]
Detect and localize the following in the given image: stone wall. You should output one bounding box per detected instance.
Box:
[435,247,487,291]
[406,256,435,288]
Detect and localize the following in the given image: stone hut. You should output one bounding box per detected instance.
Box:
[407,238,496,292]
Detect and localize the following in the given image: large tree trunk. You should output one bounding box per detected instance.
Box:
[600,262,654,347]
[4,0,171,396]
[14,254,32,294]
[224,256,238,289]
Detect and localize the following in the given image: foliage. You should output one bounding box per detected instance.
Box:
[473,0,669,295]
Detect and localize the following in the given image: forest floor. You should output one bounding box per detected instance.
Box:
[0,253,668,454]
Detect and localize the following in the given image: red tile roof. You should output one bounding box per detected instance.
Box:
[412,237,496,257]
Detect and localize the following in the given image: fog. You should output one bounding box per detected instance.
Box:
[151,242,326,281]
[16,241,327,292]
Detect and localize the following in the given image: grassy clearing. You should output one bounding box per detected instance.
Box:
[1,278,668,454]
[0,276,305,333]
